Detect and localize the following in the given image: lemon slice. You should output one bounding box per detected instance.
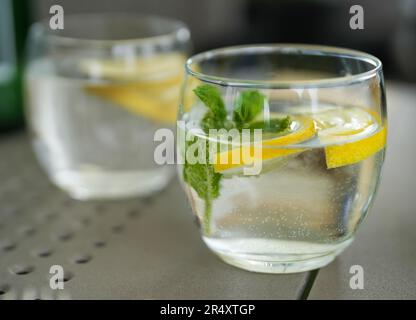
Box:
[315,107,387,169]
[85,81,181,124]
[82,54,186,124]
[80,53,185,81]
[213,115,316,174]
[324,126,386,169]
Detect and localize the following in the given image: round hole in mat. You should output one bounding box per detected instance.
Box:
[56,231,74,242]
[19,226,36,237]
[93,240,107,248]
[0,284,10,295]
[111,225,124,234]
[127,210,140,219]
[34,247,53,258]
[0,239,16,252]
[80,217,91,226]
[72,254,92,264]
[9,264,35,275]
[64,271,74,282]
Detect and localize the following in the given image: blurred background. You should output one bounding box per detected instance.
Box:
[32,0,415,74]
[1,0,416,131]
[24,0,416,74]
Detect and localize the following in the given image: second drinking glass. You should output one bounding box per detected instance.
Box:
[25,13,191,200]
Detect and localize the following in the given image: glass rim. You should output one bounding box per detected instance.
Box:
[32,13,190,47]
[185,44,383,89]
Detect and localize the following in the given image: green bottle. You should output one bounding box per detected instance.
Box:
[0,0,30,131]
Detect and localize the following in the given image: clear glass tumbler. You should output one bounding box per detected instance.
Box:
[25,13,191,200]
[177,44,386,273]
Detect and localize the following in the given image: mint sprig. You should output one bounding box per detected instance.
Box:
[184,84,291,235]
[183,138,221,235]
[186,85,226,234]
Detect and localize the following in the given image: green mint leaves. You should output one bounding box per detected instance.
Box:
[183,157,221,200]
[233,90,291,133]
[193,85,227,121]
[194,85,290,134]
[183,136,221,235]
[186,85,226,234]
[233,90,265,129]
[185,84,291,235]
[183,145,221,235]
[246,116,291,133]
[194,85,226,131]
[194,85,233,132]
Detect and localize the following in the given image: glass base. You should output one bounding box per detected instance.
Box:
[49,167,173,200]
[216,251,337,274]
[205,238,353,274]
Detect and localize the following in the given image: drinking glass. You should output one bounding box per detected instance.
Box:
[177,44,386,273]
[25,14,191,199]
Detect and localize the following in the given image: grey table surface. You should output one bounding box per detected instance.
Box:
[0,132,311,300]
[0,82,415,300]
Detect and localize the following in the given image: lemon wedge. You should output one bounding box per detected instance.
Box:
[315,107,387,169]
[213,115,316,174]
[82,54,186,124]
[324,126,386,169]
[85,81,181,124]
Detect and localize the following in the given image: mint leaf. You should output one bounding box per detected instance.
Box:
[200,113,225,132]
[233,90,265,129]
[233,90,291,134]
[245,116,291,133]
[194,85,234,132]
[201,113,235,132]
[183,138,221,234]
[194,85,227,122]
[184,160,221,200]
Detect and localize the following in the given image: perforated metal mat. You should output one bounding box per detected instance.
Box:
[0,132,311,300]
